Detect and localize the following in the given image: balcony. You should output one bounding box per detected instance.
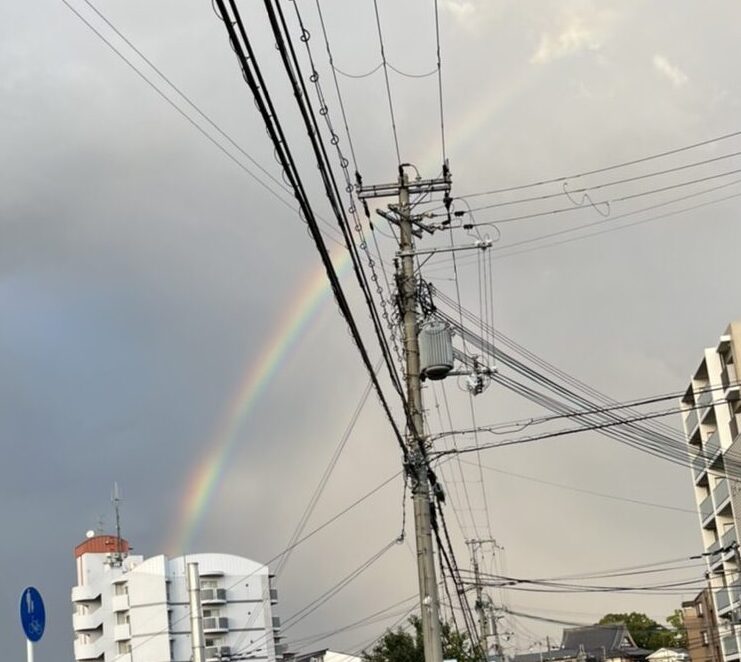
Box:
[72,612,102,631]
[71,585,101,603]
[723,368,740,399]
[714,479,731,510]
[111,594,130,612]
[693,453,707,482]
[701,493,714,523]
[717,587,731,614]
[722,527,737,550]
[698,388,714,409]
[203,617,229,633]
[114,623,131,641]
[205,646,232,661]
[708,537,722,557]
[73,638,106,660]
[686,409,699,436]
[201,588,227,604]
[706,430,721,461]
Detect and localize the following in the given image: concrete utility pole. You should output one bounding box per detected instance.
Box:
[399,171,445,662]
[187,562,206,662]
[467,538,503,662]
[358,166,451,662]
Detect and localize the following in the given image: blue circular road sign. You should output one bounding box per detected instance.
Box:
[20,587,45,642]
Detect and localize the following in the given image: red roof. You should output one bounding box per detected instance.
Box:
[74,535,130,558]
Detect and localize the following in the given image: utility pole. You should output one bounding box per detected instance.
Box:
[358,166,451,662]
[466,538,503,662]
[187,562,206,662]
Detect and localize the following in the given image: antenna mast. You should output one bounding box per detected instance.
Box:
[112,482,124,566]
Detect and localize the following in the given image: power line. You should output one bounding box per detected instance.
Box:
[459,164,741,219]
[274,363,380,577]
[452,148,741,211]
[422,175,741,273]
[371,0,402,165]
[211,0,410,462]
[461,458,696,515]
[433,0,446,163]
[58,0,349,249]
[494,187,741,261]
[454,128,741,199]
[106,469,403,661]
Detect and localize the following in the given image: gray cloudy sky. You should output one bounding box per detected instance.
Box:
[2,0,741,659]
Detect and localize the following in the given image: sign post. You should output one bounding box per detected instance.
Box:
[20,586,45,662]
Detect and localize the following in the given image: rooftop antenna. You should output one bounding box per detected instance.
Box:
[112,482,124,566]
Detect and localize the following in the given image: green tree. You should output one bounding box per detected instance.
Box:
[598,612,686,651]
[666,609,688,649]
[364,616,478,662]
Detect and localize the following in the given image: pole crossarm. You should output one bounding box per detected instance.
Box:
[357,175,451,200]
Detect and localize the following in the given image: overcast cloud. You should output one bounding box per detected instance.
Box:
[2,1,741,659]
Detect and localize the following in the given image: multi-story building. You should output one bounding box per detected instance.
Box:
[682,588,722,662]
[681,322,741,662]
[72,533,283,662]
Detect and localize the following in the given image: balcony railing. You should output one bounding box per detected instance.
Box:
[201,588,227,604]
[723,635,739,657]
[205,645,231,661]
[71,585,101,603]
[686,409,699,435]
[722,527,737,550]
[693,453,707,481]
[72,612,102,632]
[111,594,129,612]
[113,623,131,641]
[706,430,721,460]
[701,493,714,522]
[698,388,714,408]
[717,588,731,613]
[203,617,229,633]
[714,479,731,509]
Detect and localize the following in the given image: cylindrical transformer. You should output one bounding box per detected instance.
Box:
[419,320,454,380]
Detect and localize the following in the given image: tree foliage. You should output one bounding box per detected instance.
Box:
[363,616,478,662]
[598,611,687,651]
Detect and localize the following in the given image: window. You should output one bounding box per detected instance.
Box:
[116,612,129,625]
[201,579,218,589]
[697,602,704,617]
[114,582,128,596]
[117,641,132,654]
[702,631,709,646]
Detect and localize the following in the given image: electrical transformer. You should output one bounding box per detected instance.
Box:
[419,320,454,380]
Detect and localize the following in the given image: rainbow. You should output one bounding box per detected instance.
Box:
[168,250,351,554]
[167,66,538,553]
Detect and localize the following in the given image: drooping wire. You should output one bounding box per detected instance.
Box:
[371,0,402,165]
[460,164,741,219]
[455,147,741,209]
[305,0,404,365]
[455,127,741,198]
[314,0,360,173]
[58,0,348,250]
[212,0,409,468]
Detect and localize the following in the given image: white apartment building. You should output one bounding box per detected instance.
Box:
[72,534,284,662]
[682,322,741,662]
